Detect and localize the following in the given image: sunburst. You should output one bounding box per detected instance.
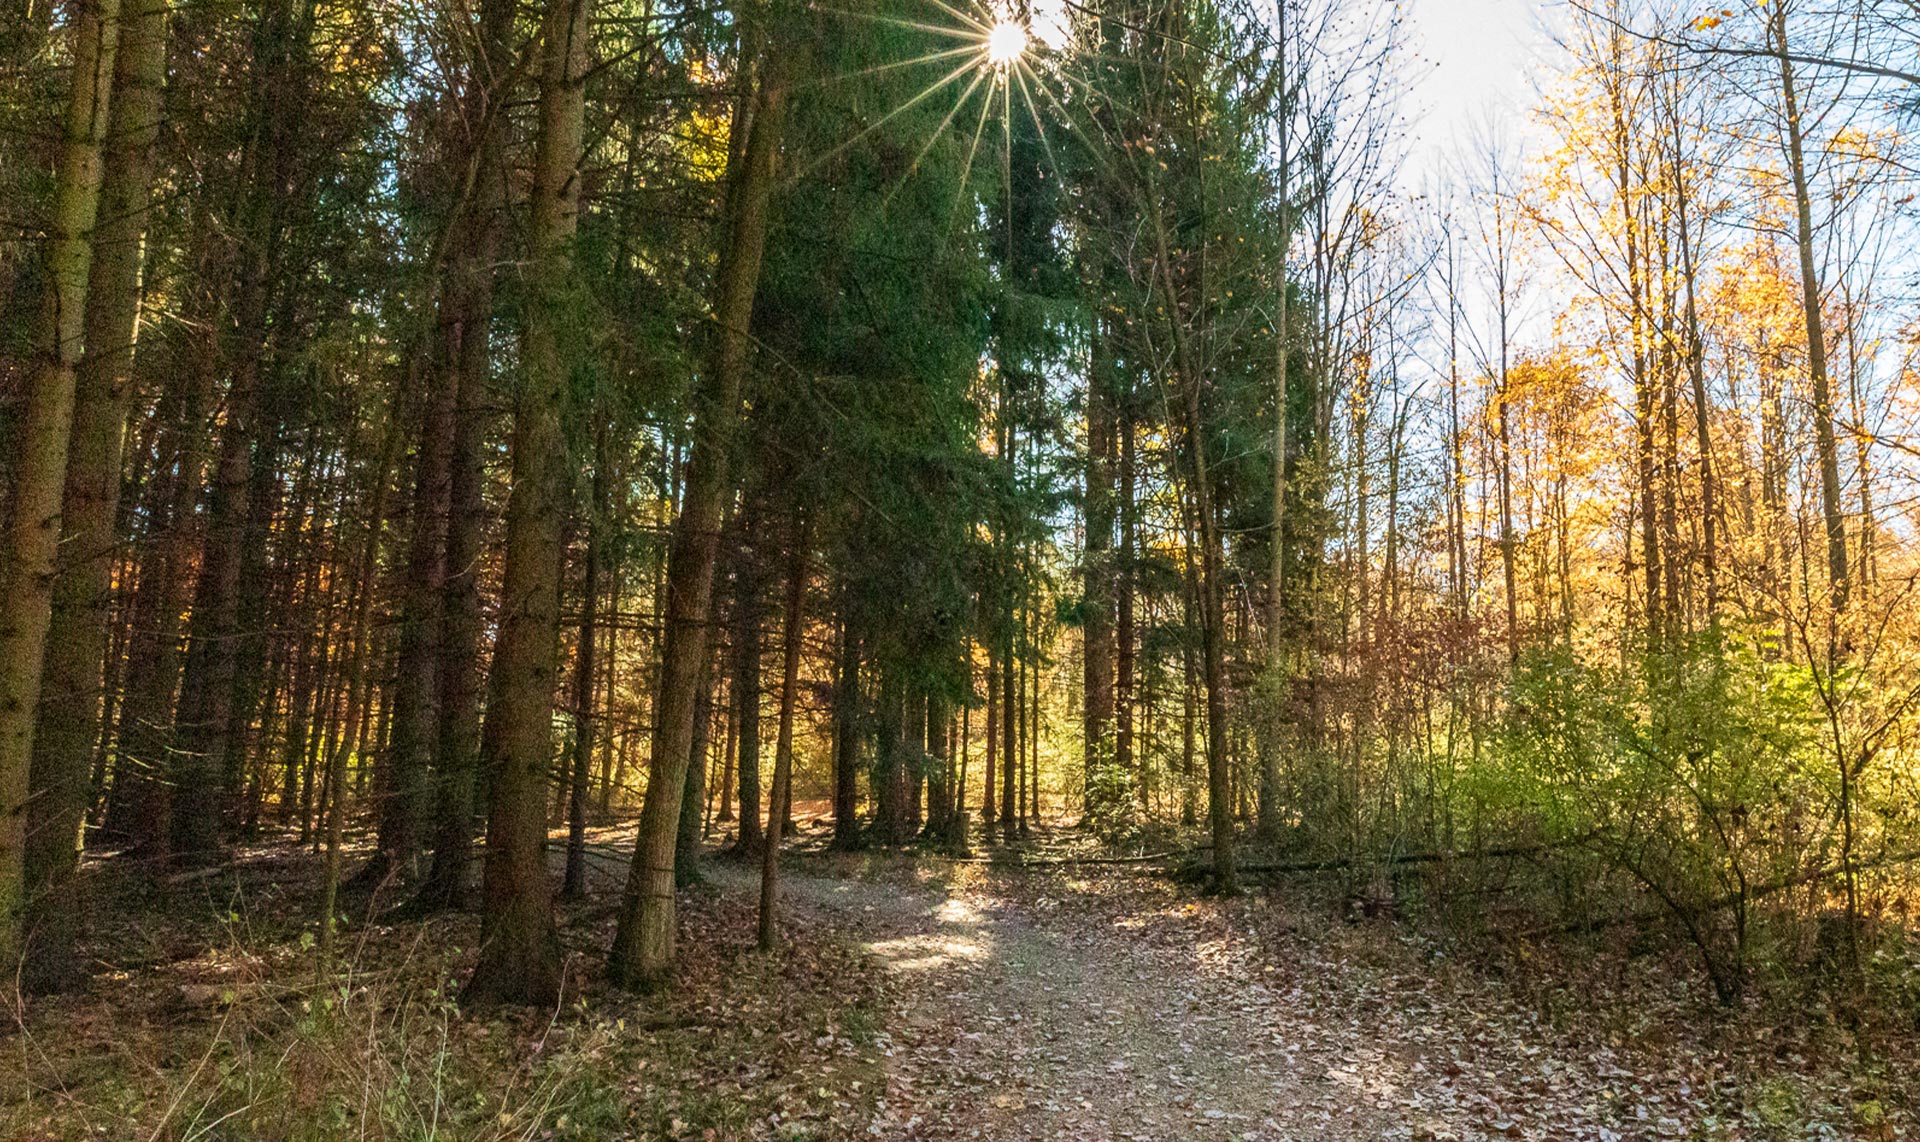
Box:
[986,19,1029,66]
[806,0,1073,237]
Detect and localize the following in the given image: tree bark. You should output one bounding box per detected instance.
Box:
[674,644,717,882]
[610,23,788,990]
[758,518,807,949]
[1083,326,1115,822]
[563,434,607,900]
[830,589,862,849]
[1773,4,1848,620]
[464,0,589,1007]
[0,0,119,976]
[732,511,765,856]
[378,345,453,883]
[22,0,160,991]
[417,0,516,916]
[171,0,313,865]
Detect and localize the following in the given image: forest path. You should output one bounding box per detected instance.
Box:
[720,854,1415,1140]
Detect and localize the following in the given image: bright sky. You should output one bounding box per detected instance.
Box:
[1405,0,1559,180]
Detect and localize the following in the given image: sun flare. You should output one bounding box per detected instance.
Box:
[986,20,1027,66]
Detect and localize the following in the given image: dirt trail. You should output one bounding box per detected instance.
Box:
[576,839,1860,1139]
[766,864,1407,1140]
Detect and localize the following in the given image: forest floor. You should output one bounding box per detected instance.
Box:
[3,821,1914,1140]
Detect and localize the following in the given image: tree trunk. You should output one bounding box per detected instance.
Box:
[1115,402,1136,790]
[830,590,861,849]
[926,692,952,838]
[1082,326,1115,820]
[171,0,313,865]
[758,519,807,949]
[464,0,589,1006]
[417,0,515,915]
[0,0,119,977]
[21,0,160,991]
[983,642,997,831]
[563,436,606,900]
[675,646,718,881]
[1000,618,1017,844]
[732,512,765,856]
[609,24,788,990]
[1148,191,1234,893]
[1773,5,1847,620]
[1261,86,1292,845]
[378,344,453,884]
[317,404,402,966]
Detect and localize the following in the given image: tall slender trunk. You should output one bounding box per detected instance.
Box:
[1670,104,1719,633]
[907,691,925,833]
[172,0,313,864]
[0,0,119,975]
[379,345,454,882]
[675,644,717,881]
[886,681,910,843]
[1773,5,1847,620]
[1260,48,1291,844]
[1148,189,1235,893]
[956,646,971,833]
[1656,219,1683,632]
[983,642,998,828]
[596,564,622,813]
[318,405,402,966]
[1491,196,1519,664]
[758,519,807,949]
[716,660,736,822]
[1115,402,1136,787]
[22,0,161,991]
[464,0,589,1006]
[733,510,765,856]
[418,0,516,915]
[1606,30,1658,653]
[611,23,789,990]
[924,689,951,839]
[830,590,861,849]
[1082,326,1115,818]
[1001,611,1018,842]
[563,434,607,900]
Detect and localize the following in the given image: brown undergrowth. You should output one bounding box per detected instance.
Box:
[2,836,889,1141]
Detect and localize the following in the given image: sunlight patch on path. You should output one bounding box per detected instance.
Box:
[866,931,992,973]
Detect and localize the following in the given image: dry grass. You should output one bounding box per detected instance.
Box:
[1,837,890,1141]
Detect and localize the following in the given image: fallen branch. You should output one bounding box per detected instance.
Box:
[1182,839,1582,879]
[1521,848,1920,938]
[945,849,1196,868]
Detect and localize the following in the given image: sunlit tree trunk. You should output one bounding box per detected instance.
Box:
[610,21,788,990]
[1148,190,1234,894]
[0,0,119,977]
[22,0,161,991]
[1082,327,1115,821]
[1772,3,1848,621]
